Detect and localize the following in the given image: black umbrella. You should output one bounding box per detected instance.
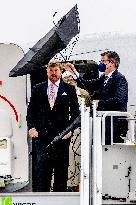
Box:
[46,115,81,149]
[9,4,80,77]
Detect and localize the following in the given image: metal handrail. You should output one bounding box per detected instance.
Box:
[100,111,135,145]
[80,99,91,205]
[92,103,102,205]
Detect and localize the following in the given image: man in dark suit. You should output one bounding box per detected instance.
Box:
[63,51,128,144]
[27,61,80,192]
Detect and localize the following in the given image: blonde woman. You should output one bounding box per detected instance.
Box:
[62,70,91,191]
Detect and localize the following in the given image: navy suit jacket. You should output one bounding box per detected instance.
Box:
[77,70,128,142]
[77,70,128,112]
[27,80,80,145]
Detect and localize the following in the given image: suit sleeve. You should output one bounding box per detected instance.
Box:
[76,76,103,94]
[98,76,128,111]
[27,85,38,130]
[68,85,80,122]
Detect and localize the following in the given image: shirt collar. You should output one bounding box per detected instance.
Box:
[48,79,60,87]
[106,70,115,78]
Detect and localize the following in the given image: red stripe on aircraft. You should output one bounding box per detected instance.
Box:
[0,95,18,122]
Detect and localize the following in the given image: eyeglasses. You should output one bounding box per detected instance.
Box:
[99,59,114,64]
[99,60,110,63]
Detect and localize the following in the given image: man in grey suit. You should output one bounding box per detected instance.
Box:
[27,61,80,192]
[63,51,128,144]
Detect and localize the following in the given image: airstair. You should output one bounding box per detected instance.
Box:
[0,100,136,205]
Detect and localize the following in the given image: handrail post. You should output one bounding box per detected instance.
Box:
[80,99,90,205]
[92,102,102,205]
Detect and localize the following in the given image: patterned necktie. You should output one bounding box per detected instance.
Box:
[103,75,109,86]
[48,83,55,109]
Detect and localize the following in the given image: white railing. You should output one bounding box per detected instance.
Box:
[99,111,135,145]
[80,101,102,205]
[80,101,136,205]
[92,102,102,205]
[80,99,91,205]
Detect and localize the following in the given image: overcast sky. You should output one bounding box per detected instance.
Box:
[1,0,136,50]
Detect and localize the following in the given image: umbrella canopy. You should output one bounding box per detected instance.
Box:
[9,4,80,77]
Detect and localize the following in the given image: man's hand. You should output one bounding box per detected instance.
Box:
[63,63,77,74]
[29,128,38,138]
[93,100,99,109]
[62,131,72,140]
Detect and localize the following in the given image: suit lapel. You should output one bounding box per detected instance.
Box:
[43,82,50,108]
[104,76,112,88]
[104,70,117,88]
[54,80,66,106]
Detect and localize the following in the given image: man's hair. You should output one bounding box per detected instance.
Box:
[47,59,63,71]
[47,61,63,71]
[101,51,120,68]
